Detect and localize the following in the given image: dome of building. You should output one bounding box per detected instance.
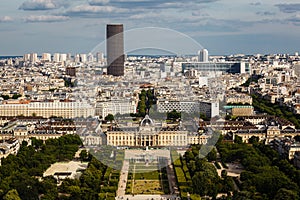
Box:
[140,115,154,126]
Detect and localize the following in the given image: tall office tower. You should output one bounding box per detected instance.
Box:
[30,53,38,63]
[42,53,51,62]
[80,54,87,63]
[96,52,104,62]
[67,53,72,61]
[23,54,30,62]
[198,49,209,62]
[53,53,60,62]
[60,54,67,62]
[295,64,300,77]
[88,53,94,62]
[107,24,124,76]
[7,59,13,66]
[75,54,80,63]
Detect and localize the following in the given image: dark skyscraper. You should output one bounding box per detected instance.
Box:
[106,24,124,76]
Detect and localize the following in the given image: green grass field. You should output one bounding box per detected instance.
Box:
[126,161,170,195]
[132,180,164,194]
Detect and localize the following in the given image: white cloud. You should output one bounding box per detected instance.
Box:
[275,3,300,13]
[0,16,13,22]
[19,0,57,11]
[89,0,110,6]
[64,4,130,17]
[286,14,300,25]
[250,2,261,6]
[24,15,70,23]
[69,5,118,12]
[108,0,218,9]
[129,12,162,20]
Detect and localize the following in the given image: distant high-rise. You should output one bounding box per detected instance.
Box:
[53,53,60,62]
[75,54,80,63]
[42,53,51,62]
[198,49,209,62]
[107,24,124,76]
[23,54,30,62]
[60,54,67,62]
[96,52,104,62]
[80,54,87,63]
[67,53,72,61]
[295,64,300,77]
[30,53,38,63]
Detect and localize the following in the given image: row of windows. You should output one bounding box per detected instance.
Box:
[0,104,91,108]
[0,109,93,117]
[109,138,187,142]
[108,135,187,140]
[109,141,188,146]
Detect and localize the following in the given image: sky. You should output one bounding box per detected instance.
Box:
[0,0,300,55]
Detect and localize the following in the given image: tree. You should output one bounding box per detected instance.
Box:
[167,109,181,120]
[234,135,243,144]
[221,170,227,179]
[249,136,259,144]
[137,99,147,117]
[39,177,58,200]
[68,186,81,200]
[3,190,21,200]
[225,115,231,120]
[1,95,10,100]
[192,168,218,197]
[232,190,255,200]
[104,114,114,122]
[12,94,21,100]
[221,176,234,193]
[146,89,155,107]
[274,188,299,200]
[294,135,300,142]
[242,166,298,198]
[31,138,43,149]
[207,148,217,162]
[200,113,209,121]
[0,135,84,200]
[80,150,88,162]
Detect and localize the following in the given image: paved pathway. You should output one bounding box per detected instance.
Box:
[117,160,129,197]
[166,158,178,195]
[116,194,179,200]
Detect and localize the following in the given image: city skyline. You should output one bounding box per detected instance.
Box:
[1,0,300,55]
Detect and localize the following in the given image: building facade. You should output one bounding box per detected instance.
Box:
[182,61,251,74]
[0,100,94,118]
[198,49,209,62]
[199,101,220,118]
[0,138,20,159]
[157,100,199,113]
[95,100,136,118]
[157,99,219,118]
[105,115,209,147]
[107,24,124,76]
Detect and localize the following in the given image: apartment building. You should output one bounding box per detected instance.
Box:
[95,100,136,118]
[0,100,94,118]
